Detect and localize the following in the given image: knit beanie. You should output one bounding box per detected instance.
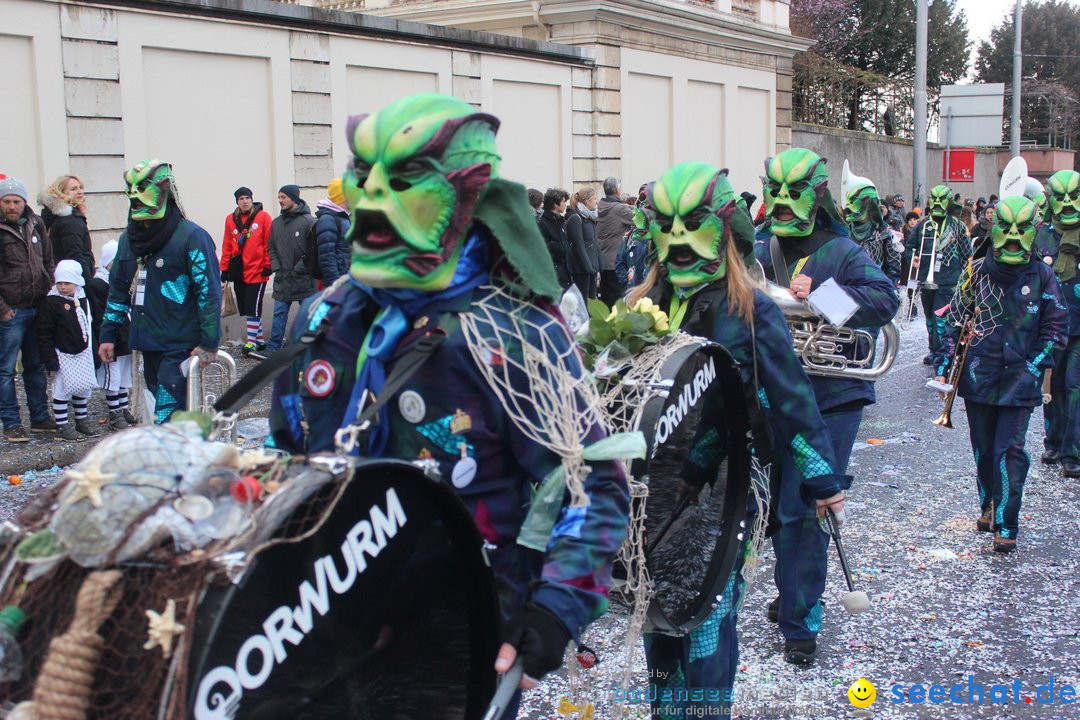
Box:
[328,178,346,208]
[0,177,29,203]
[234,186,253,201]
[54,259,85,287]
[278,184,301,204]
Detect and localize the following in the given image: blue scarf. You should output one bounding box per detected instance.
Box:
[340,233,490,456]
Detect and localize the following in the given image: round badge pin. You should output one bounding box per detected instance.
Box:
[156,258,164,268]
[398,390,426,423]
[452,457,478,488]
[303,360,335,397]
[1022,285,1030,296]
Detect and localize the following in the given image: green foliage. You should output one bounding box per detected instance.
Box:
[579,297,672,374]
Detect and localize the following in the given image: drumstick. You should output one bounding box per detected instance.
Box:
[1042,369,1053,404]
[483,657,524,720]
[823,508,870,614]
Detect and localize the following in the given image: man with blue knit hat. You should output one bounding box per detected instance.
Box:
[0,176,57,441]
[267,183,316,351]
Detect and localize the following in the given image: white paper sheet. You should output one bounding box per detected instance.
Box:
[807,277,859,326]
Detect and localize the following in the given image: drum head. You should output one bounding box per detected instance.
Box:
[635,342,751,634]
[187,460,500,720]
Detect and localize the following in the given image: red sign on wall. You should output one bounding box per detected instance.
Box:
[944,148,976,182]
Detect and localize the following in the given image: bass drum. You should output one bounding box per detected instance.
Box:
[633,340,751,635]
[187,460,501,720]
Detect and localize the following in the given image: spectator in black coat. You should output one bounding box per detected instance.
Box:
[566,187,600,299]
[538,188,572,290]
[528,188,544,220]
[38,175,94,286]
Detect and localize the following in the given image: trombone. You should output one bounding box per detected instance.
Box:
[904,219,939,322]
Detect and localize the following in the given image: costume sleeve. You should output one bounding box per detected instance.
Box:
[832,244,900,328]
[187,226,222,351]
[753,297,851,500]
[1029,270,1068,373]
[100,236,135,346]
[221,215,237,273]
[510,310,630,636]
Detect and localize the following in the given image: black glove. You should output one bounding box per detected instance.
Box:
[261,267,272,277]
[502,603,572,681]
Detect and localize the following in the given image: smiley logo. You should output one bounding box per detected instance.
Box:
[848,678,876,708]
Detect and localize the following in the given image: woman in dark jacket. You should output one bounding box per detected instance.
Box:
[38,175,95,286]
[313,179,351,284]
[537,188,572,289]
[566,187,600,298]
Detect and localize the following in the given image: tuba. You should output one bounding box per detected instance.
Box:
[187,349,237,441]
[763,281,899,380]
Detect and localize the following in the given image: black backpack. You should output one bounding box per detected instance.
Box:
[304,215,344,281]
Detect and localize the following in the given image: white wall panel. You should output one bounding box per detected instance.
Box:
[623,72,673,190]
[731,86,772,193]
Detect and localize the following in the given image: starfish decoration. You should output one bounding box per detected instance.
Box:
[64,458,119,508]
[144,598,186,657]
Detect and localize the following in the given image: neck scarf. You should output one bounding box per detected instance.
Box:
[340,232,491,456]
[127,204,182,259]
[984,254,1025,287]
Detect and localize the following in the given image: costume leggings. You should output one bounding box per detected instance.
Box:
[920,285,954,358]
[643,543,748,718]
[965,400,1034,539]
[772,407,861,641]
[142,348,190,424]
[1044,335,1080,463]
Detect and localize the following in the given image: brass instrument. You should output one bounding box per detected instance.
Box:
[931,315,975,428]
[764,281,899,380]
[187,349,237,441]
[905,219,939,321]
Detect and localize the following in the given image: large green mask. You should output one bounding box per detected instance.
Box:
[343,93,500,291]
[124,160,174,221]
[844,185,882,243]
[991,196,1037,265]
[762,148,830,238]
[927,184,951,220]
[1047,169,1080,231]
[646,162,737,288]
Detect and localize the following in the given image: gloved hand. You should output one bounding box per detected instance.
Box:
[502,603,572,681]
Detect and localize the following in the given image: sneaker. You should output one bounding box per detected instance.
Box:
[976,507,992,532]
[992,533,1016,553]
[30,418,58,433]
[108,410,130,431]
[1041,449,1062,465]
[767,596,779,623]
[1062,460,1080,479]
[783,638,818,665]
[74,418,100,437]
[122,408,137,425]
[56,423,80,441]
[4,426,29,443]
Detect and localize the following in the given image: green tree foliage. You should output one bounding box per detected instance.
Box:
[975,0,1080,150]
[792,0,970,130]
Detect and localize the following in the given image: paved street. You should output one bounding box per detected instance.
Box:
[521,320,1080,720]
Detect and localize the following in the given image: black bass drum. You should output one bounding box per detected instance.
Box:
[187,459,500,720]
[633,340,751,635]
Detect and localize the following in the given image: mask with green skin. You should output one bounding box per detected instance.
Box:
[343,93,500,291]
[124,160,174,221]
[991,196,1037,265]
[762,148,829,238]
[1034,191,1047,220]
[1047,169,1080,230]
[844,184,882,242]
[927,184,952,220]
[646,162,737,288]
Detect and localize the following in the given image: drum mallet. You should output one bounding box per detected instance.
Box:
[483,657,524,720]
[823,507,870,614]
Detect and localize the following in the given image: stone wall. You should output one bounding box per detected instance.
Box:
[793,123,1000,205]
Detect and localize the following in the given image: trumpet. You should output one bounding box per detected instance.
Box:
[764,282,899,380]
[187,350,237,441]
[930,315,975,428]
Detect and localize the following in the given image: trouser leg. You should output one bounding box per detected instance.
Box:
[993,406,1034,538]
[1057,336,1080,463]
[965,400,999,514]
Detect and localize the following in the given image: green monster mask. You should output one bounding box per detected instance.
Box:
[926,185,952,220]
[343,93,500,291]
[645,162,740,288]
[1047,169,1080,231]
[844,186,883,244]
[1034,190,1047,220]
[991,196,1037,265]
[762,148,830,238]
[124,160,175,221]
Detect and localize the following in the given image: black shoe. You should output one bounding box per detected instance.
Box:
[992,533,1016,553]
[783,638,818,665]
[74,418,100,437]
[767,596,779,623]
[1063,460,1080,479]
[1042,449,1062,465]
[30,418,58,433]
[123,408,137,425]
[976,507,993,532]
[56,423,80,441]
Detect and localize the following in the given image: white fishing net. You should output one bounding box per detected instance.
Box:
[946,259,1005,345]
